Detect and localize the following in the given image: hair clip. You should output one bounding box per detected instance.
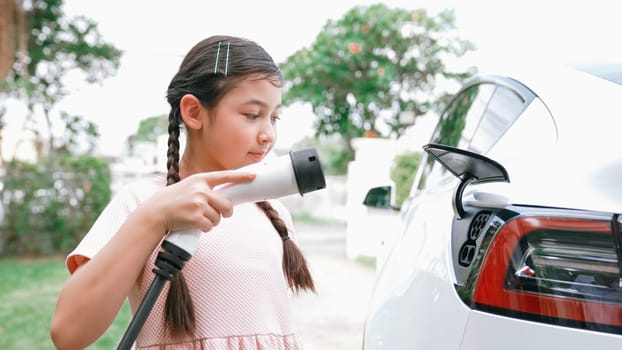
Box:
[282,235,291,242]
[224,42,230,76]
[214,41,222,74]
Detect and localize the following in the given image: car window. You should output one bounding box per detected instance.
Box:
[469,86,527,154]
[415,78,535,191]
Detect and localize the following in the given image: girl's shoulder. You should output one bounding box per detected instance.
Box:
[113,172,166,204]
[121,172,166,190]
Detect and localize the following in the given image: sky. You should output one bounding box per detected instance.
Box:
[4,0,622,159]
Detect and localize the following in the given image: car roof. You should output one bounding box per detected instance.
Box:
[571,61,622,85]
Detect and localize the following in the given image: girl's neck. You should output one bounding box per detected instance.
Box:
[178,156,220,179]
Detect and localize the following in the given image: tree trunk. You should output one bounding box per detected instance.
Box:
[15,0,28,76]
[0,0,16,82]
[0,0,28,83]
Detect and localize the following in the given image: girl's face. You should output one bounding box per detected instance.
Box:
[198,77,281,171]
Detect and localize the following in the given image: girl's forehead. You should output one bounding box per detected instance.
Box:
[223,78,282,108]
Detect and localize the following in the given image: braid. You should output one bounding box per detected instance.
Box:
[166,107,181,186]
[256,201,315,293]
[163,107,196,338]
[159,34,287,341]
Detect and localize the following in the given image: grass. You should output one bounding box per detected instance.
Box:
[0,218,353,348]
[291,211,346,226]
[0,257,131,349]
[355,256,377,269]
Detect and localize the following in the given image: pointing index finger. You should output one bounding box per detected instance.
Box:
[205,170,256,188]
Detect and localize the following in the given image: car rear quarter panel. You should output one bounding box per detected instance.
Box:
[461,310,622,349]
[364,182,471,349]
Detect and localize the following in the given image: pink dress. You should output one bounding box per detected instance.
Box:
[67,174,303,349]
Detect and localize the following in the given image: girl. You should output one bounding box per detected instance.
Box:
[50,35,315,350]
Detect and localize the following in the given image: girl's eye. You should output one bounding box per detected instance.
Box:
[271,115,280,122]
[246,114,259,120]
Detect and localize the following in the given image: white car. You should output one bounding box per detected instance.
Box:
[362,62,622,349]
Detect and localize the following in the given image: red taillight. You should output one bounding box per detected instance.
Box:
[473,216,622,332]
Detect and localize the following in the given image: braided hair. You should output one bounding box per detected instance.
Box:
[163,35,315,339]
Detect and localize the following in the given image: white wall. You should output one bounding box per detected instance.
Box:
[345,137,400,259]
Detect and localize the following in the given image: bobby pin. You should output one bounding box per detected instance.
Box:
[224,42,230,76]
[214,41,222,74]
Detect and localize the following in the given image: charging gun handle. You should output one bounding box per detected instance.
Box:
[164,153,297,255]
[164,148,326,255]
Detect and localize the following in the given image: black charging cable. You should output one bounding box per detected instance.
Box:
[116,240,191,350]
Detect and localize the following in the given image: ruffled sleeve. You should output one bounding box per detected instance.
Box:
[66,175,164,273]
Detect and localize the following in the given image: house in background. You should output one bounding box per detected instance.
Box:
[344,114,437,264]
[109,134,164,194]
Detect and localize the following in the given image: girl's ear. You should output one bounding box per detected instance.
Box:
[179,94,205,130]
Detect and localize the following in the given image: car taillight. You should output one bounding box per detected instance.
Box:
[471,214,622,334]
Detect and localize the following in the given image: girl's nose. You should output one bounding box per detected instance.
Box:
[258,122,275,144]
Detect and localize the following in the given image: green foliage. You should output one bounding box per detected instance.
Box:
[293,135,354,175]
[6,0,122,99]
[412,84,479,190]
[326,146,355,175]
[56,111,101,155]
[0,258,131,349]
[1,0,122,158]
[281,4,476,147]
[390,151,422,205]
[436,84,479,147]
[0,155,111,256]
[135,114,168,143]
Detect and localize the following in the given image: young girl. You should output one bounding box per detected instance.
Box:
[50,35,315,350]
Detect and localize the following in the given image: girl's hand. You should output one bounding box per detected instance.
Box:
[148,171,256,234]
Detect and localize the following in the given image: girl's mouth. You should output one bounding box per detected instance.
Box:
[248,152,265,160]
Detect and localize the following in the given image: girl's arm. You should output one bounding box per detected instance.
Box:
[51,202,166,349]
[50,171,255,350]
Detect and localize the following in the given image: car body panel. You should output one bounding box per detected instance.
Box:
[365,184,470,349]
[461,311,622,350]
[363,63,622,349]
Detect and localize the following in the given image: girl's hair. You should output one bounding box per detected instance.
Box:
[163,35,315,339]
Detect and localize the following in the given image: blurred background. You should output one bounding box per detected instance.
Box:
[1,0,620,348]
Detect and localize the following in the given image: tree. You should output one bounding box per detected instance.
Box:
[0,1,119,256]
[0,0,27,162]
[1,154,112,255]
[293,135,352,175]
[135,114,168,143]
[0,0,122,158]
[280,4,476,153]
[390,151,421,205]
[0,0,27,83]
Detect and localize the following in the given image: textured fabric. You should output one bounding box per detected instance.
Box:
[67,174,303,349]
